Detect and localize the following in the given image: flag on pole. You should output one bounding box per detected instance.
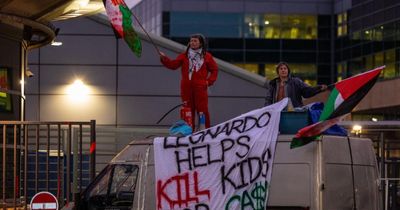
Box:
[103,0,142,57]
[290,66,385,149]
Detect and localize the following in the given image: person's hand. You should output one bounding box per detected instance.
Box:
[159,51,167,60]
[320,84,328,91]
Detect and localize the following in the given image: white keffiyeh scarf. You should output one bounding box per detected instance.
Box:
[188,48,204,80]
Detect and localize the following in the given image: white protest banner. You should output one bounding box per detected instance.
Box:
[154,98,288,210]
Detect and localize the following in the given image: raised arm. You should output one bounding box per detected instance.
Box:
[296,78,326,98]
[160,52,184,70]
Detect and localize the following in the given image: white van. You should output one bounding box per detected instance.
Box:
[75,134,381,210]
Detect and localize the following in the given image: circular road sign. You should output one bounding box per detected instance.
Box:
[30,191,59,210]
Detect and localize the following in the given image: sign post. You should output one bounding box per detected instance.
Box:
[30,191,59,210]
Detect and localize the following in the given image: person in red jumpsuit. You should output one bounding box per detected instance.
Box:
[160,34,218,129]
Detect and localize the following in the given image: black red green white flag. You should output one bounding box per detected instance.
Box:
[290,66,385,149]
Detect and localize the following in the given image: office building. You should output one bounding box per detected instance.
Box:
[132,0,400,120]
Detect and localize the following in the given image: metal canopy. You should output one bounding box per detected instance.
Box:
[0,0,104,49]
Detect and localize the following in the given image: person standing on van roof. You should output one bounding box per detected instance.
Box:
[160,34,218,129]
[265,62,327,108]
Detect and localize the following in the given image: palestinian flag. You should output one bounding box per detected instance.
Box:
[290,66,385,149]
[103,0,142,57]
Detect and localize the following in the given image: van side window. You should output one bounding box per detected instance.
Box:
[88,165,112,198]
[111,165,138,195]
[85,164,139,209]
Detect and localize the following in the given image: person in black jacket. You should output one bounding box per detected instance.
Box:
[265,62,327,108]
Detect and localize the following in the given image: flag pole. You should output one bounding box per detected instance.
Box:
[327,83,335,90]
[130,12,162,55]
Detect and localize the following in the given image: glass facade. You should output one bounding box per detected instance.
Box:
[244,14,317,39]
[332,0,400,122]
[169,12,243,38]
[164,11,330,86]
[160,1,400,93]
[335,5,400,81]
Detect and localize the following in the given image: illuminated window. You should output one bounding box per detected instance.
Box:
[383,49,396,79]
[264,64,276,80]
[245,14,317,39]
[347,49,397,80]
[234,63,259,75]
[337,12,348,37]
[353,25,388,41]
[374,52,384,68]
[263,15,281,39]
[343,25,347,35]
[289,63,317,85]
[365,55,373,70]
[337,62,347,81]
[244,14,261,38]
[281,15,317,39]
[352,31,361,40]
[373,28,383,41]
[337,27,342,36]
[363,30,372,40]
[264,63,317,85]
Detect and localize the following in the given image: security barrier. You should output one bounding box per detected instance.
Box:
[0,120,96,209]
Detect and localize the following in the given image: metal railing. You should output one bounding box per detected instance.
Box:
[341,121,400,210]
[381,178,400,210]
[0,120,96,209]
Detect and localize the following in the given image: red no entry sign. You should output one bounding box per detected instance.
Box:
[30,191,59,210]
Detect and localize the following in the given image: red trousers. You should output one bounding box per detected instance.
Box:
[181,82,210,129]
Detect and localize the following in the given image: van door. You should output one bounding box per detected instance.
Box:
[322,137,381,210]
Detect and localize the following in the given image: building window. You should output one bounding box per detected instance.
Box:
[337,62,347,81]
[244,14,317,39]
[244,14,262,38]
[169,12,317,40]
[383,49,396,79]
[264,64,276,80]
[344,49,398,80]
[263,15,281,39]
[337,12,348,37]
[280,15,317,39]
[234,63,259,75]
[365,55,373,70]
[264,63,317,85]
[348,57,364,76]
[169,12,243,38]
[374,52,384,69]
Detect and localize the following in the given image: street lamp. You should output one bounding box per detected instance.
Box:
[352,124,362,136]
[67,79,89,103]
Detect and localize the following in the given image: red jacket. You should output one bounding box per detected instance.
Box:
[160,52,218,87]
